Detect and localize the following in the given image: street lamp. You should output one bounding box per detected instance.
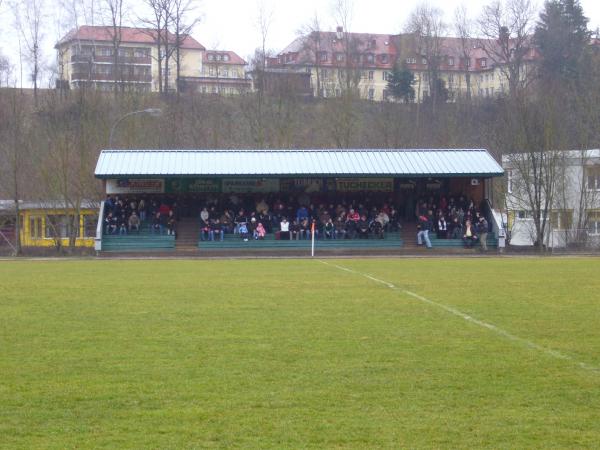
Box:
[108,108,163,148]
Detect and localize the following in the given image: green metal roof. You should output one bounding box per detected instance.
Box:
[95,149,504,178]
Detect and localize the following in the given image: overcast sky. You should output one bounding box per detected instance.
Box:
[1,0,600,86]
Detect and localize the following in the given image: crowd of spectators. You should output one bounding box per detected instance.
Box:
[414,195,489,249]
[102,192,490,249]
[103,196,177,236]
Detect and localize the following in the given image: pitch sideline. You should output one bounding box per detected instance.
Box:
[319,259,599,375]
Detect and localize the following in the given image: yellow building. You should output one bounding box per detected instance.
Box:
[1,201,99,248]
[179,50,251,94]
[272,29,539,102]
[55,26,205,92]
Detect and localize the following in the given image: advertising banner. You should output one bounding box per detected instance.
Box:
[336,178,394,192]
[222,178,280,193]
[165,178,221,193]
[106,179,165,194]
[279,178,323,193]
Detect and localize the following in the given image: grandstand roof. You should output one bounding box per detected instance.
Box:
[95,149,503,178]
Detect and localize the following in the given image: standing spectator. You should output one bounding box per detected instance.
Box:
[138,199,146,222]
[478,216,489,251]
[417,215,432,249]
[450,217,463,239]
[166,211,177,236]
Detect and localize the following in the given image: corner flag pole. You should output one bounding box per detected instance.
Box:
[311,221,315,257]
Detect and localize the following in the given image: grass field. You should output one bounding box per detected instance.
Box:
[1,258,600,449]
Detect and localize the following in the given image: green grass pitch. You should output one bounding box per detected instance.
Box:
[1,258,600,449]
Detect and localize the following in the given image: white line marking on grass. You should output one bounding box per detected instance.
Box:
[319,260,600,374]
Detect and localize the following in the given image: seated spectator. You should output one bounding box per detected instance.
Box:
[280,218,290,240]
[334,218,346,239]
[199,218,211,241]
[118,215,128,235]
[200,207,210,224]
[370,218,384,239]
[254,222,266,240]
[437,216,448,239]
[138,199,147,222]
[357,215,369,239]
[450,217,463,239]
[210,219,224,241]
[299,218,310,240]
[234,210,247,234]
[238,222,249,241]
[220,211,233,234]
[296,205,309,223]
[324,218,335,239]
[463,219,478,248]
[128,211,141,233]
[105,212,117,234]
[152,212,163,234]
[290,220,301,240]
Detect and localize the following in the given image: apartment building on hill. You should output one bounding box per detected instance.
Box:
[56,26,250,94]
[270,27,539,102]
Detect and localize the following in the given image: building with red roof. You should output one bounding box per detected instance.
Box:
[56,26,247,94]
[270,27,541,102]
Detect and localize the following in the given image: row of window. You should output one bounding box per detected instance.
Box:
[203,66,242,78]
[316,52,390,65]
[29,215,97,239]
[508,167,600,193]
[406,56,488,68]
[73,45,150,59]
[206,53,231,62]
[514,209,600,235]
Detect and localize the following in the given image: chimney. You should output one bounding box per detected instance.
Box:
[336,26,343,40]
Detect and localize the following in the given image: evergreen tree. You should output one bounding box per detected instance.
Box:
[535,0,591,82]
[387,64,415,103]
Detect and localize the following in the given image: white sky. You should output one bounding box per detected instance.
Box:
[1,0,600,86]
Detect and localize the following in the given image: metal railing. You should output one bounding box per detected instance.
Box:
[95,201,105,252]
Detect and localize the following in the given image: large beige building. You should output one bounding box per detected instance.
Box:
[56,26,250,94]
[270,28,539,102]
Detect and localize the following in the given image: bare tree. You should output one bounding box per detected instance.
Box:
[454,5,474,101]
[103,0,126,94]
[477,0,537,99]
[171,0,200,94]
[297,13,324,97]
[12,0,45,106]
[406,3,447,113]
[0,52,14,87]
[140,0,175,93]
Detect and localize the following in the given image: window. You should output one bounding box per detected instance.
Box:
[368,71,374,80]
[368,88,375,100]
[30,217,42,239]
[209,66,215,76]
[319,51,328,62]
[222,68,229,77]
[383,71,388,81]
[480,58,487,68]
[83,215,98,238]
[208,54,214,61]
[335,52,344,62]
[45,215,79,239]
[366,53,374,64]
[448,57,454,66]
[406,57,416,64]
[588,211,600,235]
[587,166,600,190]
[507,169,513,193]
[550,210,573,230]
[422,58,428,65]
[383,89,389,101]
[98,47,112,57]
[223,54,230,62]
[134,48,148,58]
[380,54,388,64]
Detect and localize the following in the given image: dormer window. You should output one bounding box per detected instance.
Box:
[223,54,230,62]
[208,54,214,61]
[448,57,454,66]
[319,51,328,62]
[422,58,428,65]
[480,58,487,68]
[335,52,344,62]
[366,53,374,64]
[380,54,389,64]
[406,57,416,64]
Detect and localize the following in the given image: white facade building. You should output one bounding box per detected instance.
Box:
[503,150,600,248]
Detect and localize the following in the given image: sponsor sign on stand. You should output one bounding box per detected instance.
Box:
[336,178,394,192]
[222,178,280,193]
[106,179,165,194]
[280,178,323,193]
[166,178,221,193]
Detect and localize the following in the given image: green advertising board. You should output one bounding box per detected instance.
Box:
[165,178,222,193]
